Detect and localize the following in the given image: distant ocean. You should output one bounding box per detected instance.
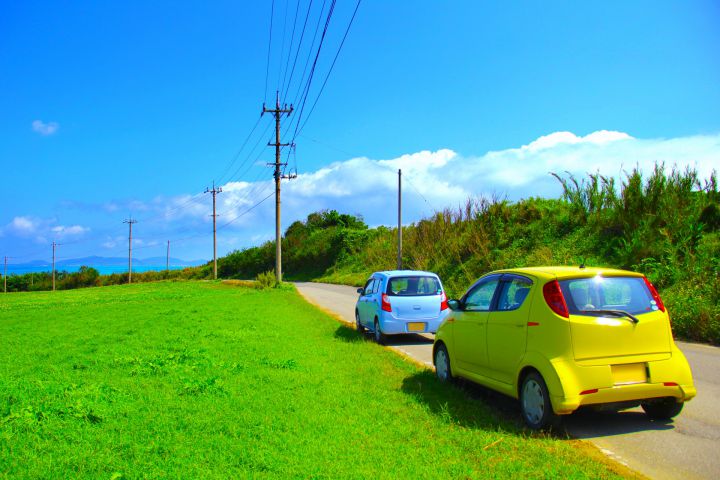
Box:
[4,265,192,276]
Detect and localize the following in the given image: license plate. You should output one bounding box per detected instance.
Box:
[407,322,426,332]
[611,363,647,385]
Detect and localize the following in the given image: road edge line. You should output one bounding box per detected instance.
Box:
[293,284,433,372]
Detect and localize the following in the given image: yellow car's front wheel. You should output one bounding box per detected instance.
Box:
[434,344,453,383]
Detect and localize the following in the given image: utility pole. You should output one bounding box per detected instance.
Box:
[205,181,222,279]
[52,242,58,291]
[397,169,402,270]
[262,91,294,283]
[166,240,170,273]
[3,256,7,293]
[123,218,137,284]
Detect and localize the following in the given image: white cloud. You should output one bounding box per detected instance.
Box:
[32,120,59,136]
[462,130,718,195]
[51,225,90,237]
[1,217,90,244]
[521,130,633,152]
[10,216,37,234]
[41,130,718,259]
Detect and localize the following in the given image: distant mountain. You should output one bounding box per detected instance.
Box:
[10,256,208,268]
[135,256,208,267]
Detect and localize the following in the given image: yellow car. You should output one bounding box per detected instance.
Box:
[433,266,696,429]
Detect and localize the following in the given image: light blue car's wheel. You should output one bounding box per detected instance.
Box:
[374,319,386,345]
[355,310,364,333]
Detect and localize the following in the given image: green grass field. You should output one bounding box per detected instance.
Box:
[1,281,625,478]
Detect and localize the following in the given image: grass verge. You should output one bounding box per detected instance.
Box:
[1,281,625,478]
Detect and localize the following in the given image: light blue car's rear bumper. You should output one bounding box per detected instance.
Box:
[378,309,450,334]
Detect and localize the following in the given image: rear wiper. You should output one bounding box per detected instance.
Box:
[579,309,640,324]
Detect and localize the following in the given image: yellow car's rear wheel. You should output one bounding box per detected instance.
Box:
[642,397,684,420]
[520,372,561,430]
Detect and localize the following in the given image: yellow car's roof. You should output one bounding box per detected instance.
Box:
[492,266,644,280]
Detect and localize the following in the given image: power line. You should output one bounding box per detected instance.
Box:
[264,0,276,102]
[216,115,263,185]
[289,0,337,141]
[276,0,291,91]
[279,0,303,97]
[294,0,362,138]
[281,0,315,103]
[217,189,275,230]
[216,167,272,214]
[289,0,329,108]
[301,133,438,213]
[227,120,274,182]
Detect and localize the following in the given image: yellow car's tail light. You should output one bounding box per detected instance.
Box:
[542,280,569,318]
[643,277,666,312]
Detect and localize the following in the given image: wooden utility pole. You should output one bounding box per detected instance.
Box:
[262,91,294,283]
[3,256,7,293]
[123,218,137,284]
[205,181,222,279]
[52,242,58,291]
[397,169,402,270]
[166,240,170,272]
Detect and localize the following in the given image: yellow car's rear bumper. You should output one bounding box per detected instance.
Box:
[553,382,696,414]
[548,348,695,414]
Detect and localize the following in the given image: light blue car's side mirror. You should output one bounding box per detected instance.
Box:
[357,287,364,295]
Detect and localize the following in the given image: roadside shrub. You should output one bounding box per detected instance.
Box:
[255,270,277,289]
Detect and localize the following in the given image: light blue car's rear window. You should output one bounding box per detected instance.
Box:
[386,276,442,296]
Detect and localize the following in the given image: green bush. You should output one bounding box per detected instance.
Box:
[255,270,278,289]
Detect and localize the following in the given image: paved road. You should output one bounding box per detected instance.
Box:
[295,282,720,480]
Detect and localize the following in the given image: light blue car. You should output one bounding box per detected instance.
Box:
[355,270,451,343]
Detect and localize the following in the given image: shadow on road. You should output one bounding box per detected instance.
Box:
[565,408,676,438]
[382,333,434,347]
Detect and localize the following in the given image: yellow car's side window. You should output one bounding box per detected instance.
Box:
[497,278,532,311]
[464,280,499,311]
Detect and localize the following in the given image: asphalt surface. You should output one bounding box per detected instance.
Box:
[295,281,720,480]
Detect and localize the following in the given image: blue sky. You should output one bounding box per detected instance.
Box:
[1,1,719,264]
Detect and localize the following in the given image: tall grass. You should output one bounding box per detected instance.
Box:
[318,165,719,343]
